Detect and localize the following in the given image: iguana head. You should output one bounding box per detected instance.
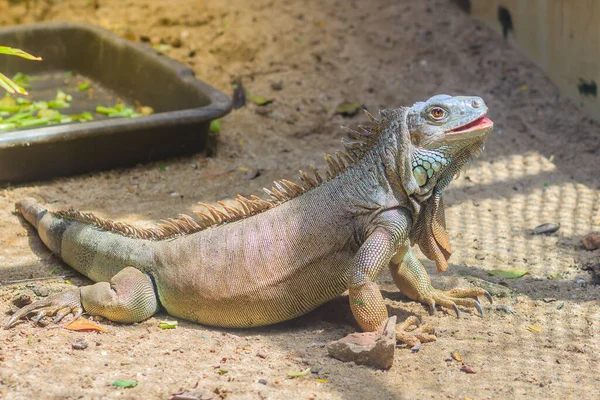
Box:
[405,94,493,190]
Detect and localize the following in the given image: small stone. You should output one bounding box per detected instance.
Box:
[256,350,268,359]
[12,294,32,308]
[32,286,50,297]
[495,304,516,314]
[460,364,476,374]
[531,223,560,235]
[170,37,182,48]
[327,316,396,369]
[581,232,600,250]
[258,379,267,385]
[270,81,283,91]
[72,339,88,350]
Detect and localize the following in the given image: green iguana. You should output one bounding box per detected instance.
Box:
[5,94,493,346]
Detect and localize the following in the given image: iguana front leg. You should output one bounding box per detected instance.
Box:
[5,267,158,328]
[390,247,492,318]
[348,210,436,346]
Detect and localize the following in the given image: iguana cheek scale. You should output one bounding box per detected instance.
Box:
[5,94,494,347]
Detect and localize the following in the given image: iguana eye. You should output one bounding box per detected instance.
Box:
[429,107,446,120]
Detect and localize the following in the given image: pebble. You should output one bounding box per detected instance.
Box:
[581,232,600,250]
[327,316,396,369]
[531,223,560,235]
[495,304,516,314]
[32,286,50,297]
[12,294,32,308]
[72,339,88,351]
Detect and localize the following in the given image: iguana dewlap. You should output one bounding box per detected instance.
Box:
[5,94,493,346]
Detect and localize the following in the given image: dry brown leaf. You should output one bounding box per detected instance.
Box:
[452,351,463,362]
[527,325,542,333]
[65,318,108,333]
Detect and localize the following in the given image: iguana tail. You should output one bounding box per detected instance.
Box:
[16,198,156,283]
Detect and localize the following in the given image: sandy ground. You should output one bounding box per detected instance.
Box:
[0,0,598,399]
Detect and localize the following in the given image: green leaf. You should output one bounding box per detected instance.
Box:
[249,95,273,106]
[112,380,137,388]
[209,119,221,134]
[37,109,61,121]
[70,112,94,122]
[55,90,72,103]
[158,320,178,329]
[0,93,17,111]
[0,72,27,95]
[335,102,362,117]
[352,299,365,306]
[78,82,90,91]
[0,122,16,130]
[0,46,42,61]
[488,269,529,279]
[12,72,32,89]
[49,266,59,275]
[287,368,311,378]
[19,117,49,128]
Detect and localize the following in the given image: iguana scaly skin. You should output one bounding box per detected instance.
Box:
[5,94,493,346]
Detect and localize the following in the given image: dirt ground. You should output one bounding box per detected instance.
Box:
[0,0,598,399]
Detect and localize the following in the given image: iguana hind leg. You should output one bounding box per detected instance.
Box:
[390,248,492,318]
[5,267,158,329]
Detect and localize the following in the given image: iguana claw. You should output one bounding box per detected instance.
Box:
[423,287,491,318]
[4,289,82,329]
[473,301,484,317]
[453,303,461,318]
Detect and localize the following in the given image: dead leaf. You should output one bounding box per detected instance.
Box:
[65,318,108,333]
[287,368,311,378]
[232,78,246,109]
[527,325,542,333]
[452,351,463,362]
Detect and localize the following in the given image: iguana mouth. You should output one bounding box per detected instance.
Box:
[447,115,493,136]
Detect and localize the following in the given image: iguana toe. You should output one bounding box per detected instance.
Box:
[4,289,82,329]
[394,316,436,347]
[423,287,491,318]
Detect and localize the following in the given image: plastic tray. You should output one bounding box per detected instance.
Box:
[0,22,231,184]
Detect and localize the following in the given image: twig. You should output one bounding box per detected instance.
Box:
[0,275,67,286]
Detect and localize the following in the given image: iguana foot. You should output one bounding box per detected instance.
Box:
[390,249,493,318]
[420,287,492,318]
[4,289,83,329]
[395,315,436,347]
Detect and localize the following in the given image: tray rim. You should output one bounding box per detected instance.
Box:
[0,21,232,148]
